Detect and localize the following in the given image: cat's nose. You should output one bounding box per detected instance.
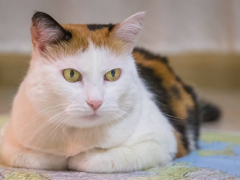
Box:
[87,100,102,110]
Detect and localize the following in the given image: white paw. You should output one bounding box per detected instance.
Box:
[68,149,113,173]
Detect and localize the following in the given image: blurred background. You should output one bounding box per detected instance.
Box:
[0,0,239,131]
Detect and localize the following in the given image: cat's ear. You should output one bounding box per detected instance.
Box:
[30,12,72,53]
[113,12,145,51]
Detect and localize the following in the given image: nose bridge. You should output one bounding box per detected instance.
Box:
[85,81,103,102]
[84,82,103,110]
[88,85,101,100]
[83,56,104,101]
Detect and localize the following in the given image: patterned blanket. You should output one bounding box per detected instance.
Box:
[0,115,239,180]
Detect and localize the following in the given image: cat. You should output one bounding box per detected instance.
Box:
[0,11,220,173]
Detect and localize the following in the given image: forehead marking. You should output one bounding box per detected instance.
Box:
[87,24,115,31]
[43,23,125,59]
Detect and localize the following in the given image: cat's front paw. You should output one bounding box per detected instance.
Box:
[68,149,113,173]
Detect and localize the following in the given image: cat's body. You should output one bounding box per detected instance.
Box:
[0,12,219,173]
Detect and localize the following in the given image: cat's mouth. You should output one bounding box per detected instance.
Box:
[82,113,99,120]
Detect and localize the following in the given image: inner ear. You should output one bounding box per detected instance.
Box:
[112,12,145,51]
[31,11,72,52]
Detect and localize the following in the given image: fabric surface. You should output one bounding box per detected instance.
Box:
[0,115,239,180]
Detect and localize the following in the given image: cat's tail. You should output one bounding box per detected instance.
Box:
[200,100,221,122]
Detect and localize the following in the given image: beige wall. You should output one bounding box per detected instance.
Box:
[0,0,240,54]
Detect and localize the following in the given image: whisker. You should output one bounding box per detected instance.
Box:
[162,113,186,121]
[48,112,78,146]
[18,103,69,132]
[119,104,134,108]
[112,109,130,121]
[25,111,66,145]
[154,99,171,109]
[47,114,69,145]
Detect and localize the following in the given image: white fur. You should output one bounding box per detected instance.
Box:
[187,127,197,151]
[1,12,177,172]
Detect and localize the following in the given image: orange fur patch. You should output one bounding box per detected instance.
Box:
[174,131,188,158]
[133,52,194,120]
[43,24,126,60]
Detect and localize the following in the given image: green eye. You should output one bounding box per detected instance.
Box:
[105,69,121,81]
[63,69,81,82]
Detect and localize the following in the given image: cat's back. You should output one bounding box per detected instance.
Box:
[132,48,200,154]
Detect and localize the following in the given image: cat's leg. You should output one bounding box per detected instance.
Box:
[68,141,175,173]
[1,140,67,170]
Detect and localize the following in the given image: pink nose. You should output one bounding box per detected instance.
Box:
[87,100,102,110]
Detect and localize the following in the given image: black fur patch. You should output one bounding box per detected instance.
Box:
[200,100,221,122]
[133,48,169,64]
[136,64,171,115]
[170,86,181,99]
[135,63,189,151]
[32,11,72,43]
[133,48,175,74]
[87,24,115,31]
[175,75,182,83]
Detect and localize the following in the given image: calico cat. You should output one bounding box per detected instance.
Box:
[0,11,220,173]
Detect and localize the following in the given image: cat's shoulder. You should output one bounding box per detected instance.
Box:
[132,48,169,64]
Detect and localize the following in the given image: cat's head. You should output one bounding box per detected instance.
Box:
[26,11,145,128]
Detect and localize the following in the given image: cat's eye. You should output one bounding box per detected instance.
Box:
[105,69,121,81]
[63,69,81,82]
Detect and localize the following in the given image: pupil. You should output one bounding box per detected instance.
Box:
[111,70,115,77]
[70,70,74,78]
